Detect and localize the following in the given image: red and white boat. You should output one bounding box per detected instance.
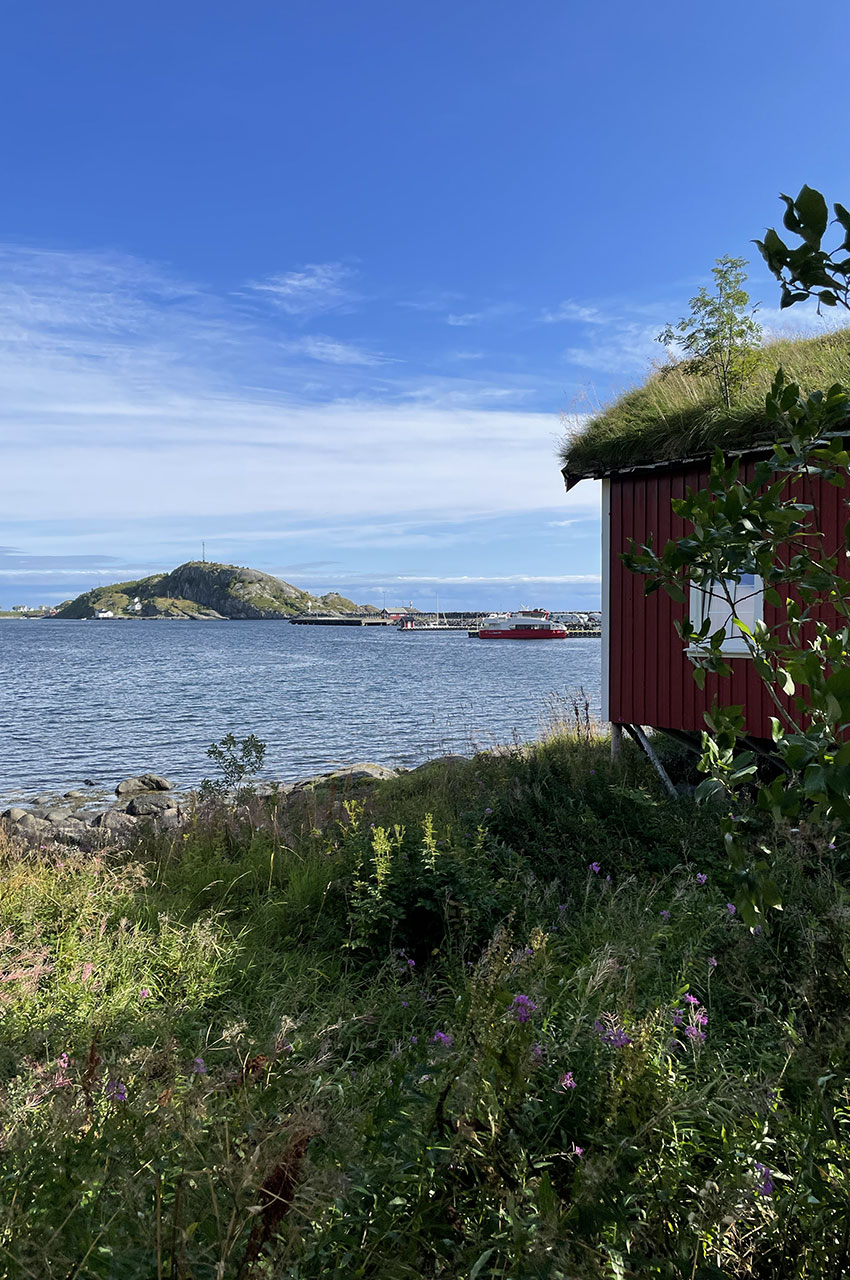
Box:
[476,608,569,639]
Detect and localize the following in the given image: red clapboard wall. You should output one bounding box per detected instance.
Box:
[607,459,848,737]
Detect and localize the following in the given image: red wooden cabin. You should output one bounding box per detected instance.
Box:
[563,452,846,744]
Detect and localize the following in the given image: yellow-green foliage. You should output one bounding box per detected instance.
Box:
[562,328,850,477]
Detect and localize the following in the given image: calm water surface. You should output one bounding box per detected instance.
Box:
[0,620,600,803]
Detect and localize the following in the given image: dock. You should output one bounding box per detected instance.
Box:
[290,610,602,636]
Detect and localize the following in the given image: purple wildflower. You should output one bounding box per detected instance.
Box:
[559,1071,577,1089]
[727,902,737,916]
[708,957,717,969]
[569,1142,584,1157]
[410,1036,418,1045]
[684,994,700,1006]
[105,1079,127,1102]
[755,1162,774,1197]
[511,994,538,1024]
[484,807,492,815]
[407,958,416,968]
[672,1008,684,1026]
[524,947,534,956]
[558,904,568,913]
[696,872,708,886]
[530,1043,543,1063]
[660,909,671,921]
[139,988,150,1000]
[191,1057,206,1074]
[696,1012,708,1027]
[401,1000,409,1007]
[594,1018,632,1049]
[683,1025,706,1044]
[431,1031,453,1047]
[589,862,601,874]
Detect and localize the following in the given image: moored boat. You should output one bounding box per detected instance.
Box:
[475,608,569,639]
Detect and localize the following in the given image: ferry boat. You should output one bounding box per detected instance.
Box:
[475,608,569,639]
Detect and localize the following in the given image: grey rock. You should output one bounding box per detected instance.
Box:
[115,773,173,797]
[155,808,182,831]
[410,754,469,773]
[83,778,96,787]
[32,793,53,806]
[126,794,178,817]
[63,790,89,800]
[292,762,398,792]
[45,808,74,824]
[16,813,50,837]
[2,807,29,822]
[52,819,90,846]
[92,810,139,836]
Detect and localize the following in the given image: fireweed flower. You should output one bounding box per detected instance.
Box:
[683,1025,706,1044]
[559,1071,577,1089]
[594,1017,632,1049]
[755,1162,774,1196]
[431,1031,453,1047]
[569,1142,584,1157]
[672,1008,684,1027]
[684,994,700,1006]
[511,994,538,1024]
[105,1080,127,1102]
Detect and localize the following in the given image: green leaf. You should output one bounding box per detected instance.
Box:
[794,185,829,242]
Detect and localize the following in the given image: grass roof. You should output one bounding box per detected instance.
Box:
[560,328,850,483]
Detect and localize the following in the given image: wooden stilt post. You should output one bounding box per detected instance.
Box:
[624,724,678,799]
[610,722,623,761]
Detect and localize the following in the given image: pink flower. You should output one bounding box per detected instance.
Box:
[559,1071,577,1090]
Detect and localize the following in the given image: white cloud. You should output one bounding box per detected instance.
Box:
[539,300,608,325]
[447,311,483,327]
[284,334,389,365]
[248,261,356,318]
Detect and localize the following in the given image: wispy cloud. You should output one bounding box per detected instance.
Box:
[283,334,390,365]
[447,311,483,327]
[539,300,608,325]
[247,261,357,318]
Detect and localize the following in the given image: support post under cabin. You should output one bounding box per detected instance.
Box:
[610,722,623,761]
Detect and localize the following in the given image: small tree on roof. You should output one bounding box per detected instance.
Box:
[657,255,762,409]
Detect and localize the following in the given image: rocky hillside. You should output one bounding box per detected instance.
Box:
[55,562,364,620]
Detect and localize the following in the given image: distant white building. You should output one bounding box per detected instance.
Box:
[95,610,114,619]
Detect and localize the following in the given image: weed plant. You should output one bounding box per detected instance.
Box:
[1,730,848,1277]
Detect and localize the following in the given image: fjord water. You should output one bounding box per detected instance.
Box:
[0,620,601,804]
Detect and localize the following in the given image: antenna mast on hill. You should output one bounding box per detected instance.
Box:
[202,541,206,563]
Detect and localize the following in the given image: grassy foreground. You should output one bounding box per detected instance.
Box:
[1,733,849,1279]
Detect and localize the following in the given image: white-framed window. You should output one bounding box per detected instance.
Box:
[687,574,763,657]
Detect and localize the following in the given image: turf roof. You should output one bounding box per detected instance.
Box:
[560,329,850,486]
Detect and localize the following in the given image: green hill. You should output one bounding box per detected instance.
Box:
[55,561,364,620]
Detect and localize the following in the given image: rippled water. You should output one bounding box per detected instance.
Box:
[0,620,600,803]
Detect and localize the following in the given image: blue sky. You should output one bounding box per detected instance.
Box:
[2,0,849,610]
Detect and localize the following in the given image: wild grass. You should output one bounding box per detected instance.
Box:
[561,328,850,478]
[1,730,849,1277]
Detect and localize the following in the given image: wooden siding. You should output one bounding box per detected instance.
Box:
[608,461,848,736]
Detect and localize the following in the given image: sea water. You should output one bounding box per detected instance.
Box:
[0,619,601,803]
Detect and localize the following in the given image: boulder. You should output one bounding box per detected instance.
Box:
[51,819,90,846]
[92,810,139,837]
[16,813,50,837]
[63,790,89,800]
[292,762,398,792]
[2,807,29,823]
[125,794,178,818]
[44,808,73,824]
[115,774,173,797]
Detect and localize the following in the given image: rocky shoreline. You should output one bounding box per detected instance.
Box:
[0,760,436,847]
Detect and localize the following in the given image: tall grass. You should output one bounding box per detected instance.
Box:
[561,328,850,476]
[1,735,849,1277]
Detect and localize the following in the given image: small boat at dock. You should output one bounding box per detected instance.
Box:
[475,609,569,639]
